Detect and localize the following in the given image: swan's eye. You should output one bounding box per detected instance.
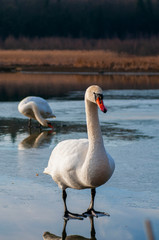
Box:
[94,93,103,102]
[99,94,103,101]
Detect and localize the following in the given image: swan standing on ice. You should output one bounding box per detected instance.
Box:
[44,85,115,220]
[18,96,56,128]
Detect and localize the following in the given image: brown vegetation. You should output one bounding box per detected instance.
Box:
[1,50,159,72]
[1,36,159,56]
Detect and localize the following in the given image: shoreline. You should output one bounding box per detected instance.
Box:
[1,50,159,101]
[2,66,159,74]
[1,50,159,73]
[2,64,159,74]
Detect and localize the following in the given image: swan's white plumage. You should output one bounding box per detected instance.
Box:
[44,85,115,192]
[18,96,55,127]
[45,139,89,189]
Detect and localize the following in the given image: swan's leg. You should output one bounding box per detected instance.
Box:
[63,190,68,214]
[82,188,110,217]
[62,190,84,220]
[28,119,32,128]
[38,123,42,132]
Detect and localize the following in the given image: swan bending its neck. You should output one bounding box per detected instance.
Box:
[18,96,55,128]
[29,102,48,127]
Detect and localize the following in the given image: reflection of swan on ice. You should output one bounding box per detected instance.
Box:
[18,96,56,128]
[44,85,115,220]
[43,217,96,240]
[18,131,55,149]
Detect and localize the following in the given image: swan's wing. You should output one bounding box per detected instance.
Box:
[44,139,89,189]
[28,97,53,117]
[18,96,54,118]
[106,151,115,174]
[44,139,88,172]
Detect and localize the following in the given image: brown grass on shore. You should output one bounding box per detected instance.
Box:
[1,50,159,72]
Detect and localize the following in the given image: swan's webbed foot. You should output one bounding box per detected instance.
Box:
[63,210,85,220]
[82,208,110,218]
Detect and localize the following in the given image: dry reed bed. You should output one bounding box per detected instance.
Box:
[1,50,159,72]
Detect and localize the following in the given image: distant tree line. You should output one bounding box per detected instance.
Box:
[0,0,159,40]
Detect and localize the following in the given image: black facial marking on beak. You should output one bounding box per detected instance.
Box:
[93,92,103,103]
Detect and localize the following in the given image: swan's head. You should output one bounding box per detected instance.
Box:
[43,120,53,129]
[85,85,107,113]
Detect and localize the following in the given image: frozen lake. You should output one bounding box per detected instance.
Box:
[0,89,159,240]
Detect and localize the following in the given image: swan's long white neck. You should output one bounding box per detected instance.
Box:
[31,103,47,126]
[81,93,113,188]
[24,102,47,126]
[85,98,104,148]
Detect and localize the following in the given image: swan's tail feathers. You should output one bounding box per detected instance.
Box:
[51,114,56,118]
[43,167,50,175]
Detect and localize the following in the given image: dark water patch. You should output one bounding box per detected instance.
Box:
[101,125,152,141]
[0,118,151,145]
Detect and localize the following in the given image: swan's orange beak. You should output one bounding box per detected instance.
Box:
[48,122,54,129]
[96,97,107,113]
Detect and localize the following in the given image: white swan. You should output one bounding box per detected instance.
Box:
[18,96,56,128]
[44,85,115,220]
